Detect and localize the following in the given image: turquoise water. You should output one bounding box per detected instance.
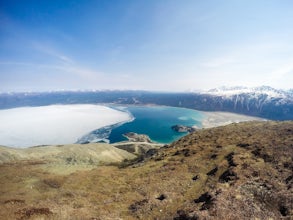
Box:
[108,105,204,144]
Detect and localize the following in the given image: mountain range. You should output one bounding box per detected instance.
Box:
[0,86,292,120]
[199,86,293,120]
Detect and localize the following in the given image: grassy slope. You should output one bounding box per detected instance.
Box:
[0,143,136,175]
[0,121,292,219]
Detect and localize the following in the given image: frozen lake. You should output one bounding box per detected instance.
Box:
[0,105,132,148]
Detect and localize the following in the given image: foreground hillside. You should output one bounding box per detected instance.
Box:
[0,143,137,174]
[0,121,292,219]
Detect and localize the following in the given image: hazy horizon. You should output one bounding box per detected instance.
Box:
[1,0,293,92]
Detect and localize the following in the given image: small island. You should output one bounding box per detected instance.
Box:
[171,125,197,133]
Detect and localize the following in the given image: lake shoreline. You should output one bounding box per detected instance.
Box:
[199,111,265,129]
[0,104,265,148]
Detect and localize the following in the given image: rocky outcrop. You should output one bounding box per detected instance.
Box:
[123,132,152,143]
[171,125,196,133]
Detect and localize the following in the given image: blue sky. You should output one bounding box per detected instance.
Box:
[0,0,293,92]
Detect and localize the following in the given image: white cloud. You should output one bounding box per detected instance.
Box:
[52,65,104,80]
[32,42,73,63]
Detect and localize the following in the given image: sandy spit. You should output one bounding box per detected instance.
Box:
[199,111,265,129]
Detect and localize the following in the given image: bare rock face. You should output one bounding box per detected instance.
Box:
[123,132,152,143]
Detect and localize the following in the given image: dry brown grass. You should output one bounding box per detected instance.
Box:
[0,121,292,219]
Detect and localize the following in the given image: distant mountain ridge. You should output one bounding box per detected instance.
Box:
[205,86,291,97]
[198,86,293,119]
[0,86,292,120]
[204,86,292,100]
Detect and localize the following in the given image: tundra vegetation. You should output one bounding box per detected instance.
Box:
[0,121,292,219]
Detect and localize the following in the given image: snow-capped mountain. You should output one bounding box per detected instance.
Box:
[204,86,291,99]
[198,86,293,119]
[203,86,293,104]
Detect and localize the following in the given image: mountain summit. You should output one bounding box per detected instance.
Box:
[0,121,292,219]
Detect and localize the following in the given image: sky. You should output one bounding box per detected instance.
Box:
[0,0,293,92]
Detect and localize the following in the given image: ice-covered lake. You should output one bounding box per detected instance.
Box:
[0,104,261,148]
[0,105,132,148]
